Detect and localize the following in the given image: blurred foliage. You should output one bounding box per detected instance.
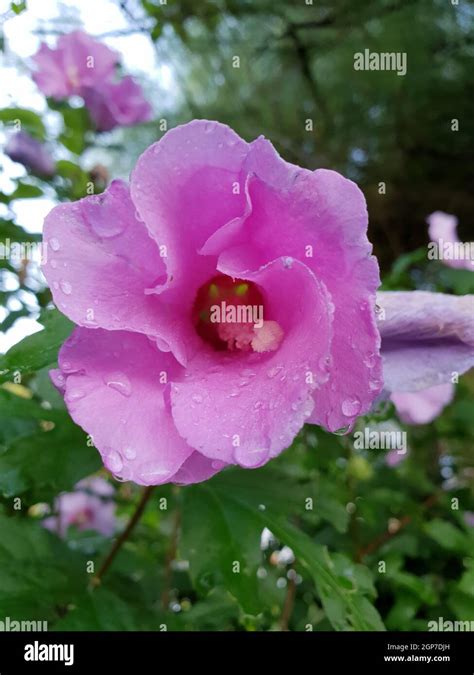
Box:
[0,0,472,632]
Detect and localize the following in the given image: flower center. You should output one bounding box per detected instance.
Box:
[192,274,284,353]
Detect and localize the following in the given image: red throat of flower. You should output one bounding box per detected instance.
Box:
[192,274,284,353]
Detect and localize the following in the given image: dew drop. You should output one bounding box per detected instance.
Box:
[369,379,382,392]
[282,256,293,269]
[106,450,123,473]
[192,394,203,404]
[138,462,170,483]
[50,260,58,269]
[342,397,361,417]
[363,352,377,368]
[229,389,240,398]
[254,401,264,410]
[49,238,60,251]
[59,280,72,295]
[156,337,171,352]
[66,388,86,402]
[333,425,352,436]
[233,446,269,468]
[105,372,132,397]
[123,447,136,461]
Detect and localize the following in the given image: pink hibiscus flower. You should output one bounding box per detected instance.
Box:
[82,76,153,132]
[32,30,119,100]
[43,477,116,537]
[31,30,151,131]
[42,120,384,485]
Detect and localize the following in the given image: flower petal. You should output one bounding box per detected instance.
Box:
[56,328,195,485]
[42,180,169,341]
[170,258,333,466]
[377,291,474,392]
[129,121,254,362]
[391,383,455,425]
[202,162,382,432]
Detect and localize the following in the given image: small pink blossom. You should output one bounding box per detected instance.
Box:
[82,76,152,131]
[31,30,151,131]
[32,30,118,99]
[43,477,116,537]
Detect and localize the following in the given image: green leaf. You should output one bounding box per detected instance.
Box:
[0,218,42,243]
[54,589,142,631]
[0,514,86,620]
[58,106,91,154]
[0,108,46,140]
[183,475,385,630]
[56,160,90,199]
[11,1,27,15]
[254,509,385,631]
[424,519,472,554]
[0,419,101,501]
[181,484,261,615]
[9,183,44,200]
[0,309,74,383]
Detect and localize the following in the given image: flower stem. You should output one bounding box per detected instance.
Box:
[92,485,155,587]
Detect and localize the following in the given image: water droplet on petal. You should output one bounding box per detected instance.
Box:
[49,238,60,251]
[229,389,240,398]
[192,394,203,403]
[342,397,361,417]
[66,388,86,402]
[59,280,72,295]
[156,337,171,352]
[363,352,377,368]
[254,401,264,410]
[234,446,269,468]
[105,372,132,397]
[282,256,293,269]
[105,450,123,473]
[123,447,136,460]
[333,425,352,436]
[50,260,58,269]
[138,462,170,484]
[369,379,382,392]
